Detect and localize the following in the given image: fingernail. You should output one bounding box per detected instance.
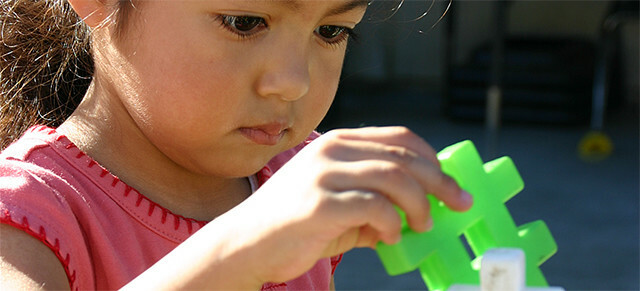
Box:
[461,190,473,206]
[390,232,402,244]
[425,217,434,232]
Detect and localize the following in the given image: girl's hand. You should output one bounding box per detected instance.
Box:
[238,126,473,284]
[122,126,472,290]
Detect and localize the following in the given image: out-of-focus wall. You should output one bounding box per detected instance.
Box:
[343,0,639,100]
[342,0,450,82]
[621,22,639,104]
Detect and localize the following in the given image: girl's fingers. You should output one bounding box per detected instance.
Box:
[320,138,421,163]
[394,155,473,213]
[322,160,431,232]
[318,135,473,213]
[321,225,387,259]
[331,190,403,245]
[325,127,441,167]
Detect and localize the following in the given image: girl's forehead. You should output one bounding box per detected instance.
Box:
[228,0,369,14]
[265,0,369,11]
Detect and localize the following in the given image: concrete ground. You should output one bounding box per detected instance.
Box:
[321,87,639,290]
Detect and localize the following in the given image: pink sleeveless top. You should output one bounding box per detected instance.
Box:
[0,125,340,290]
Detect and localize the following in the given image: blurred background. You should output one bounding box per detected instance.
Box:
[321,0,639,290]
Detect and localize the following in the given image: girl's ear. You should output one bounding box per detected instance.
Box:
[67,0,113,28]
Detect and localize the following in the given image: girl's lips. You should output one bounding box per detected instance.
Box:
[239,124,287,146]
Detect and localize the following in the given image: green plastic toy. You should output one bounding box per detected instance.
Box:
[376,140,557,291]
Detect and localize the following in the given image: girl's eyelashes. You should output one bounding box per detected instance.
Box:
[314,25,357,47]
[217,15,268,39]
[215,14,358,47]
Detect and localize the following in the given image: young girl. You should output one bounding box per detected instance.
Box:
[0,0,472,290]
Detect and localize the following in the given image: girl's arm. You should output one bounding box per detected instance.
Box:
[0,224,70,290]
[120,209,267,290]
[1,127,471,290]
[0,217,266,290]
[125,126,472,289]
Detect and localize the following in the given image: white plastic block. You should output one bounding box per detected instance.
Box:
[481,248,526,291]
[449,285,565,291]
[447,248,565,291]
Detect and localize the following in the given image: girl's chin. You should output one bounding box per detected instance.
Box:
[197,155,275,178]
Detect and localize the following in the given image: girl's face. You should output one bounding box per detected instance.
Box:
[97,0,367,177]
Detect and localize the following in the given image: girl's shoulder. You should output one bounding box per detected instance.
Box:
[0,125,75,196]
[0,125,84,198]
[0,125,94,290]
[0,125,90,223]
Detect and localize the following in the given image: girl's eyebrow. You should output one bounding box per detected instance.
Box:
[324,0,370,17]
[272,0,369,17]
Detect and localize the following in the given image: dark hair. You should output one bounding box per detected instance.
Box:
[0,0,134,150]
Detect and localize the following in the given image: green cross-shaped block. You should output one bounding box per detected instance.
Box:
[376,140,557,291]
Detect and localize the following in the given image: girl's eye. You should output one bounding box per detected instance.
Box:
[314,25,355,46]
[218,15,267,37]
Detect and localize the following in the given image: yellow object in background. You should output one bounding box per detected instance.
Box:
[578,131,613,162]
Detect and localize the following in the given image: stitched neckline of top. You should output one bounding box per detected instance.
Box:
[27,125,257,243]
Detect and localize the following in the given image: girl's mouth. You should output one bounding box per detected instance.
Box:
[239,123,288,146]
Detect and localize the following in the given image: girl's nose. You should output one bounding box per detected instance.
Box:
[254,48,310,102]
